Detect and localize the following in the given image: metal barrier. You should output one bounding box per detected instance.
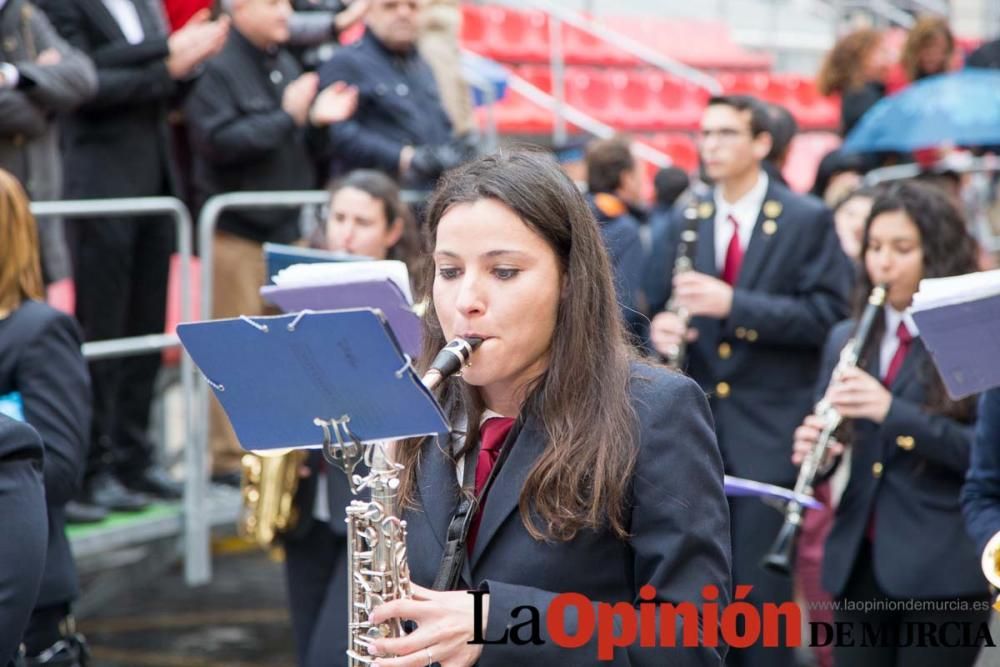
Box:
[28,198,208,584]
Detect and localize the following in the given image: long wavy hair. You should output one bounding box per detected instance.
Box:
[817,29,884,96]
[395,150,641,541]
[0,169,44,313]
[853,180,979,421]
[900,16,954,82]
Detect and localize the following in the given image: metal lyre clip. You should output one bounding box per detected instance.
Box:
[316,415,365,492]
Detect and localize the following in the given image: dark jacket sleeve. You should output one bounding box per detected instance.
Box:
[13,4,97,112]
[962,388,1000,553]
[641,208,679,317]
[318,55,406,174]
[185,65,298,165]
[18,310,90,506]
[480,371,731,666]
[0,90,48,136]
[0,416,47,666]
[726,206,850,347]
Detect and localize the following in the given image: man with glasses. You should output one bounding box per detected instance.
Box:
[644,95,852,667]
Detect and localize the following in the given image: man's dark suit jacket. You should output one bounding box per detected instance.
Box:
[643,179,852,487]
[819,320,988,599]
[0,300,90,609]
[404,364,732,666]
[0,415,47,666]
[42,0,180,199]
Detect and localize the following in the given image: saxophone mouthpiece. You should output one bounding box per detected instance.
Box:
[421,336,484,390]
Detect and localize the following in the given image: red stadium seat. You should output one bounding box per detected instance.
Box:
[648,71,707,131]
[782,132,842,193]
[485,6,550,63]
[564,68,617,125]
[644,133,700,173]
[562,22,637,66]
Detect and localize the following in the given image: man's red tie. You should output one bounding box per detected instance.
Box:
[721,213,743,286]
[467,416,515,553]
[882,321,914,388]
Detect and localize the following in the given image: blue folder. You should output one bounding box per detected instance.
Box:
[177,309,449,452]
[262,243,365,284]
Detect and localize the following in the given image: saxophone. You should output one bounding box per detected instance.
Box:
[761,283,888,575]
[239,448,308,549]
[327,336,482,666]
[664,205,700,369]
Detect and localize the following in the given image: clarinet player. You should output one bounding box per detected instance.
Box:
[792,181,991,667]
[362,151,732,666]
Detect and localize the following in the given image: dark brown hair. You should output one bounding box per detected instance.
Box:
[817,29,884,95]
[585,135,634,195]
[706,94,772,136]
[396,150,640,541]
[327,169,427,297]
[0,169,44,312]
[901,16,954,82]
[854,180,978,421]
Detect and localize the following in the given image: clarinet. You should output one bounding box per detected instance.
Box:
[761,283,888,575]
[342,335,482,665]
[664,205,700,369]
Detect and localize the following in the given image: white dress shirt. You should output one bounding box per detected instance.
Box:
[102,0,145,44]
[879,306,920,379]
[713,170,769,271]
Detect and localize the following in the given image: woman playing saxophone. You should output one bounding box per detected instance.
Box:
[356,151,731,667]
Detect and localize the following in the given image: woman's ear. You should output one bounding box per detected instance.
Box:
[385,217,405,248]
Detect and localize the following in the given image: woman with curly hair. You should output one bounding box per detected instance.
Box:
[817,29,891,136]
[899,16,955,86]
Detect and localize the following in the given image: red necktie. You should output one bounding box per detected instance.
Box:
[467,417,515,553]
[882,321,914,387]
[721,213,743,286]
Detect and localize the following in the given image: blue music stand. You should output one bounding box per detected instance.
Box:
[177,308,448,453]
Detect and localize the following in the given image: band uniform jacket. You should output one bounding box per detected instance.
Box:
[820,319,988,599]
[404,364,732,666]
[0,415,47,666]
[0,300,91,609]
[41,0,182,200]
[643,179,852,487]
[962,388,1000,554]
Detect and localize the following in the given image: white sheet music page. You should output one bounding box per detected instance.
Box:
[272,260,414,305]
[911,269,1000,311]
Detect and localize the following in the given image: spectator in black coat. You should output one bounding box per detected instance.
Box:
[317,0,474,189]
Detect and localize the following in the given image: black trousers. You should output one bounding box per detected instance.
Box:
[726,496,798,667]
[284,518,349,667]
[72,216,173,480]
[833,542,991,667]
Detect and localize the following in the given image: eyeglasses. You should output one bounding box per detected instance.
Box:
[698,128,753,142]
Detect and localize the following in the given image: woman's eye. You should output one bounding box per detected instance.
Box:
[493,267,520,281]
[437,267,460,280]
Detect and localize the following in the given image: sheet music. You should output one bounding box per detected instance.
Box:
[911,269,1000,311]
[272,260,413,305]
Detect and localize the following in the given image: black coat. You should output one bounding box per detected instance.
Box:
[0,300,90,609]
[42,0,180,198]
[185,29,322,244]
[643,180,852,486]
[404,364,732,666]
[317,29,452,179]
[0,415,47,666]
[820,320,988,599]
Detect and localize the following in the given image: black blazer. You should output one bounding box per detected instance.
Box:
[404,364,732,666]
[0,300,90,608]
[185,28,322,244]
[819,319,988,599]
[643,178,852,486]
[0,415,47,666]
[42,0,180,198]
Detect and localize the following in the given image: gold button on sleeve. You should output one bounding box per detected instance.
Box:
[896,435,915,450]
[716,382,731,398]
[872,462,884,478]
[718,342,732,359]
